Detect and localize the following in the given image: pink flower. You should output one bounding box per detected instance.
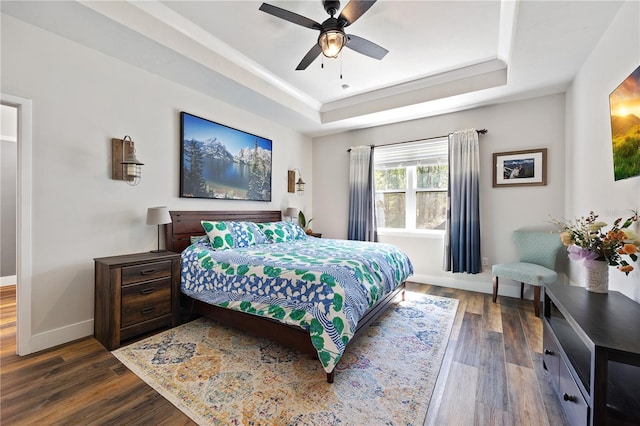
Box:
[567,245,600,267]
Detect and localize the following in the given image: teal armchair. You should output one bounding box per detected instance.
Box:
[491,230,563,316]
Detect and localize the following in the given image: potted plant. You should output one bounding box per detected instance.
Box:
[551,210,639,292]
[298,211,314,234]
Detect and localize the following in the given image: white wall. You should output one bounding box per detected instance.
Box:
[313,93,567,296]
[1,14,312,351]
[566,0,640,302]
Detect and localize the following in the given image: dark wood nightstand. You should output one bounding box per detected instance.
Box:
[94,251,181,350]
[308,232,322,238]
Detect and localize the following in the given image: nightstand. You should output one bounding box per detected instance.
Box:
[308,232,322,238]
[94,251,181,350]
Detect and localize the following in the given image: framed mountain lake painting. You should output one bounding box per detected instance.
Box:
[180,112,272,201]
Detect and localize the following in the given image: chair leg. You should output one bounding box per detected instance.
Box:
[492,276,498,303]
[533,286,541,317]
[520,282,525,299]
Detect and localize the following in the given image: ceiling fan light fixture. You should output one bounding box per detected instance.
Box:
[319,30,345,58]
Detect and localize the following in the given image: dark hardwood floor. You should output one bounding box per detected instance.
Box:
[0,283,568,425]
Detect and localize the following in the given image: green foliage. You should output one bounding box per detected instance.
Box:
[416,164,448,189]
[246,139,271,201]
[612,134,640,180]
[375,167,406,190]
[377,192,406,228]
[298,211,313,230]
[182,139,206,197]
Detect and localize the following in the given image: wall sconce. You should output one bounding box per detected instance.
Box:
[112,135,144,186]
[288,169,305,195]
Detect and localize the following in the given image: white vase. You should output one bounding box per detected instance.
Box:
[582,260,609,293]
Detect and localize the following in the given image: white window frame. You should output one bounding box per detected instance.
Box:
[375,138,448,236]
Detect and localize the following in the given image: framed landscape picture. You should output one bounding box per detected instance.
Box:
[609,64,640,181]
[493,148,547,187]
[180,112,272,201]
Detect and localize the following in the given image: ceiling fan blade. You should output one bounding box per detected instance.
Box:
[259,3,322,30]
[345,34,388,60]
[338,0,377,27]
[296,44,322,70]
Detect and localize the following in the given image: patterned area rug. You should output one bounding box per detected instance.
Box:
[112,292,458,425]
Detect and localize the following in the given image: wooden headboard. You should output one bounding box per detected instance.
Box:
[164,210,283,253]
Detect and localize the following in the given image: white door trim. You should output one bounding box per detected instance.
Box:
[2,93,33,355]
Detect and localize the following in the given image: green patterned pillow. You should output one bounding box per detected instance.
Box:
[190,235,208,244]
[256,221,294,243]
[285,222,307,240]
[201,221,235,250]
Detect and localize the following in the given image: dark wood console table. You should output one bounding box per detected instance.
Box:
[542,282,640,425]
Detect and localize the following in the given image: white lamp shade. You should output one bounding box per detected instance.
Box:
[285,207,298,218]
[146,206,171,225]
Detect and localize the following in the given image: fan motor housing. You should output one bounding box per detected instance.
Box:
[323,0,340,16]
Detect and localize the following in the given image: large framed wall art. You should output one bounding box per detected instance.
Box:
[609,64,640,181]
[180,112,272,201]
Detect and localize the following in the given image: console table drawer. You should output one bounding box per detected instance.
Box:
[122,260,172,285]
[121,278,172,327]
[559,356,589,425]
[542,322,560,389]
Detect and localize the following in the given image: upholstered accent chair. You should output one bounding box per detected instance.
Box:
[491,230,563,316]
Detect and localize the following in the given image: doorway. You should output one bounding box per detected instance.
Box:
[1,94,33,355]
[1,104,17,287]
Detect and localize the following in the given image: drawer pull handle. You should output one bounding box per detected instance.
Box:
[141,307,156,315]
[563,393,575,402]
[140,288,155,295]
[140,269,156,275]
[544,349,554,355]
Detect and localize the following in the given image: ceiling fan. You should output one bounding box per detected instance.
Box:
[259,0,388,70]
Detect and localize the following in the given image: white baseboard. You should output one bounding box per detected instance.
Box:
[409,272,569,300]
[30,319,94,353]
[0,275,17,286]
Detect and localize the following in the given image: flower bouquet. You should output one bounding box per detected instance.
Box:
[551,210,639,276]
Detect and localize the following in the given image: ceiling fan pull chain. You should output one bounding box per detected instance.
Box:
[340,53,343,79]
[321,55,324,69]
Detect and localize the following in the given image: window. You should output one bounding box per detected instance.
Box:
[374,138,448,231]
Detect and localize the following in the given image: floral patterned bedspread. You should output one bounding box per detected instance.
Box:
[181,237,413,373]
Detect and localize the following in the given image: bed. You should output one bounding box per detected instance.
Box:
[164,210,413,382]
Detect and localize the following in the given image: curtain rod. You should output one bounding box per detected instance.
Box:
[347,129,487,152]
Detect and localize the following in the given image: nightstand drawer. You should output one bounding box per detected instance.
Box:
[121,278,172,327]
[95,251,180,350]
[122,260,172,285]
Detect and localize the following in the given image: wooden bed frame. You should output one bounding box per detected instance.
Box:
[164,210,405,383]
